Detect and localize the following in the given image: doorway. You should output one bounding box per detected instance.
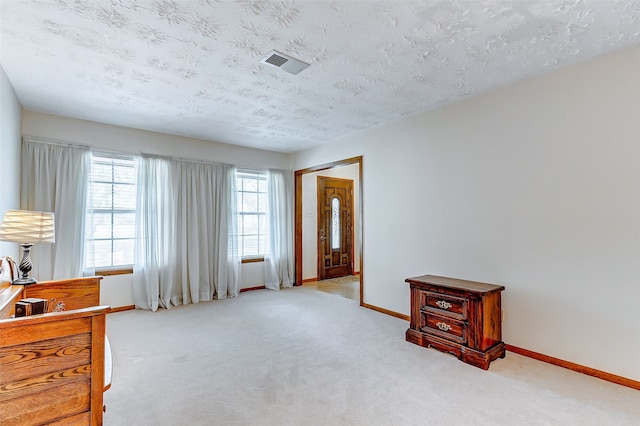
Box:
[317,176,353,280]
[294,156,363,306]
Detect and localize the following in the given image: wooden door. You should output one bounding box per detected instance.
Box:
[317,176,353,280]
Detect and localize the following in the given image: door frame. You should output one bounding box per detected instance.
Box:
[294,156,363,306]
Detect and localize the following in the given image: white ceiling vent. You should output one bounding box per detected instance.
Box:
[260,50,310,75]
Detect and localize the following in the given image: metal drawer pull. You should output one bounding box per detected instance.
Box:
[436,322,452,331]
[436,300,452,309]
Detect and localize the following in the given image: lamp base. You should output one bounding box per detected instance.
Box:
[14,243,37,285]
[12,276,37,285]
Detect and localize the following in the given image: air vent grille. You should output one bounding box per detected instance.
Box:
[260,50,310,75]
[265,53,288,67]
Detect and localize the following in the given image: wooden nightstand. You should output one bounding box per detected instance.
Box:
[405,274,505,370]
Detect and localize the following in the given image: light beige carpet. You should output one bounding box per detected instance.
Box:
[104,287,639,425]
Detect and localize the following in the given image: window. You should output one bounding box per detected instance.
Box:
[331,197,340,250]
[85,154,137,269]
[236,171,268,258]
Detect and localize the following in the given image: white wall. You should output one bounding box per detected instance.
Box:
[301,164,360,280]
[22,111,290,307]
[293,45,640,382]
[0,65,22,258]
[22,111,290,170]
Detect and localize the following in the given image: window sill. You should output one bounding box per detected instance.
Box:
[95,260,262,273]
[95,267,133,276]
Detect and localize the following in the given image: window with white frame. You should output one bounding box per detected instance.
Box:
[85,154,137,269]
[236,170,268,258]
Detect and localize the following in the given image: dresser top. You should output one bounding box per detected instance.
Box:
[405,274,505,294]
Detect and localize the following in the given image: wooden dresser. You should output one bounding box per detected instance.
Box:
[405,274,505,370]
[23,276,102,312]
[0,276,110,425]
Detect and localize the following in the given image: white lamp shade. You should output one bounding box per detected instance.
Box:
[0,209,55,243]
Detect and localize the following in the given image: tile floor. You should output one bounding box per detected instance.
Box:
[304,275,360,302]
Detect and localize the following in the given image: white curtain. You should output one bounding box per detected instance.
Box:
[133,157,174,311]
[264,169,294,290]
[133,156,239,311]
[20,138,91,280]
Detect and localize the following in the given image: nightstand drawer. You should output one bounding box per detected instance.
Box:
[420,312,466,344]
[420,291,467,319]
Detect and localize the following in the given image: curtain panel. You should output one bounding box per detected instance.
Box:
[264,169,294,290]
[20,138,91,280]
[133,156,239,311]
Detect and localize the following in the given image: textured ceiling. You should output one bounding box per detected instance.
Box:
[1,1,640,153]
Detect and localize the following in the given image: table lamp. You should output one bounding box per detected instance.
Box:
[0,209,55,285]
